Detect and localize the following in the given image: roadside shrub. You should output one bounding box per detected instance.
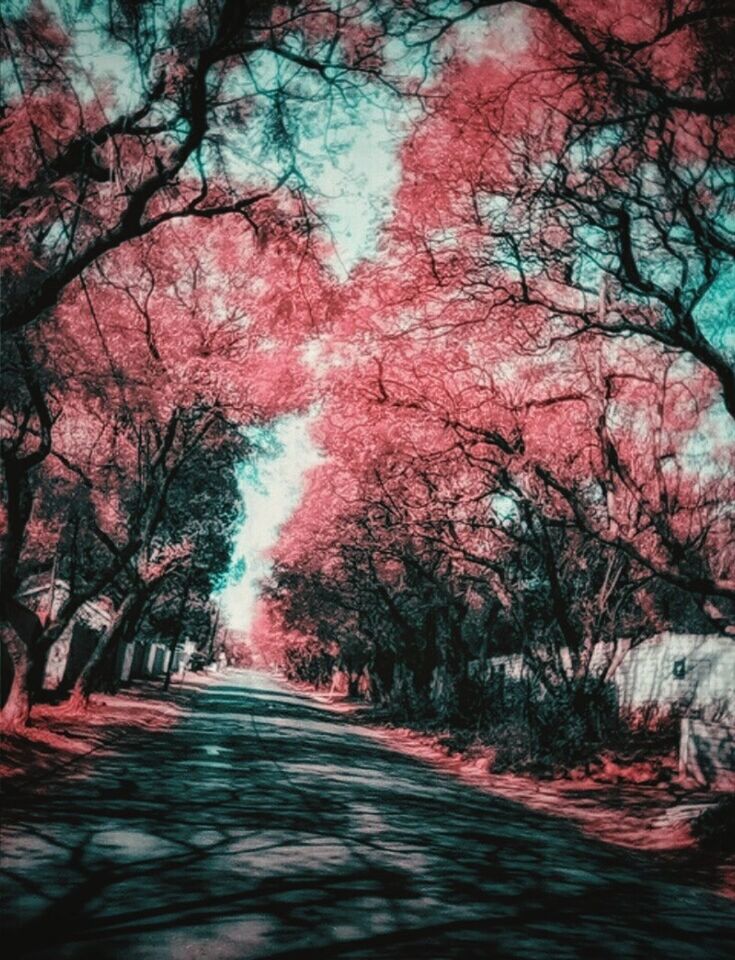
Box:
[282,638,334,686]
[691,796,735,855]
[367,664,633,775]
[388,666,434,722]
[449,670,502,728]
[613,708,680,759]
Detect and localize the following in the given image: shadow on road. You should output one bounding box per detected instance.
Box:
[2,671,734,959]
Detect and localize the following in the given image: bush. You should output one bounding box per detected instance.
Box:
[282,638,334,687]
[691,796,735,855]
[387,666,434,721]
[365,663,632,775]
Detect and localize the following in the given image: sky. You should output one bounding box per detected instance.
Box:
[217,413,323,634]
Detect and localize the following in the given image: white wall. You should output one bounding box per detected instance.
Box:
[615,633,734,718]
[680,719,735,788]
[480,633,734,720]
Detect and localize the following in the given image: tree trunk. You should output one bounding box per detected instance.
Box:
[28,610,96,702]
[415,608,437,696]
[161,635,179,692]
[1,625,31,728]
[27,630,60,701]
[0,598,43,727]
[27,572,138,701]
[162,572,193,692]
[66,592,144,711]
[0,458,34,602]
[372,642,395,703]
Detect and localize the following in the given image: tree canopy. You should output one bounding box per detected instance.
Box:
[2,0,733,731]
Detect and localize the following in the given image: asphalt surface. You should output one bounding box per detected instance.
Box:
[2,669,734,959]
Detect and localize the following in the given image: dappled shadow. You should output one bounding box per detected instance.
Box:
[2,670,734,959]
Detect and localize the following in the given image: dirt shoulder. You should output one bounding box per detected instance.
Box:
[0,673,219,788]
[291,681,735,900]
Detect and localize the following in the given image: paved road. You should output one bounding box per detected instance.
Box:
[2,670,734,959]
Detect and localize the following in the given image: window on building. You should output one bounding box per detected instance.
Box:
[673,658,686,679]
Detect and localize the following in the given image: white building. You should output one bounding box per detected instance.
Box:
[16,574,114,690]
[614,633,734,720]
[480,632,734,720]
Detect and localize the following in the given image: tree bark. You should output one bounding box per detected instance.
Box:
[1,626,31,728]
[27,625,63,700]
[163,573,194,691]
[66,591,145,711]
[0,599,42,727]
[0,460,34,601]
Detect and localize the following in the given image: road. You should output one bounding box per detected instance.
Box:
[2,670,734,959]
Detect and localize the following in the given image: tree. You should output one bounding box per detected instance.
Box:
[0,0,437,334]
[373,1,735,416]
[257,270,732,739]
[0,332,59,724]
[1,211,321,724]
